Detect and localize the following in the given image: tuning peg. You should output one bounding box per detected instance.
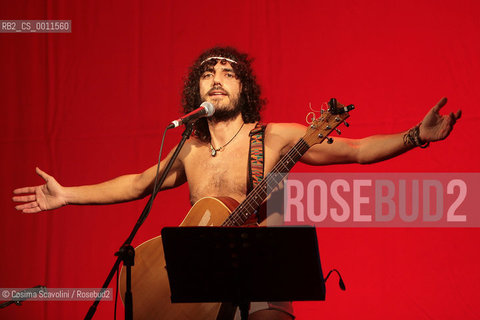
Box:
[328,98,337,109]
[327,137,334,144]
[335,128,341,135]
[343,120,349,127]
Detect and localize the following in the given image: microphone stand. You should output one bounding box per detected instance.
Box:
[84,123,194,320]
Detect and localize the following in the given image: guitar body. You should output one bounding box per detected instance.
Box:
[119,196,239,320]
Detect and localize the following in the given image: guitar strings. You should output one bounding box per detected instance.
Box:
[222,139,310,226]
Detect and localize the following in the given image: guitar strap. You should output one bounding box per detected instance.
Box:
[247,122,267,193]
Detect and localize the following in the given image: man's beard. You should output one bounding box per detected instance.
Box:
[204,93,242,123]
[210,103,241,122]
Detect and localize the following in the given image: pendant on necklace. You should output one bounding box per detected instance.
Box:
[208,122,244,158]
[210,146,217,157]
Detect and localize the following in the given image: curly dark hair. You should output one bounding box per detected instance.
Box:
[182,46,265,142]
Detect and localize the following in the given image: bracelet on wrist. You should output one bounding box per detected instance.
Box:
[403,125,430,148]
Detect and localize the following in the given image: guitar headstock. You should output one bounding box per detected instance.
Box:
[303,98,354,147]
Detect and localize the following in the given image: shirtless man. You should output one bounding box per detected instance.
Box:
[13,47,461,319]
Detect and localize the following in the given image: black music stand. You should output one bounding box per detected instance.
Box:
[161,226,325,320]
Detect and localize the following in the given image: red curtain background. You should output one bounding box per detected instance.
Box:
[1,0,479,319]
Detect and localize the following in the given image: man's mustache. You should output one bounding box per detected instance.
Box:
[207,86,229,96]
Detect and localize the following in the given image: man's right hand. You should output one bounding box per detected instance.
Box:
[12,167,68,213]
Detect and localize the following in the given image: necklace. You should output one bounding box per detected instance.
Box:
[209,122,245,157]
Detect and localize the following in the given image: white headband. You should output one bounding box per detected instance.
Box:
[200,56,238,65]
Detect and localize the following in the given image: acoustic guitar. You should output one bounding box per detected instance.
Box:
[119,99,353,319]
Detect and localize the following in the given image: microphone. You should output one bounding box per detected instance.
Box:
[168,102,215,128]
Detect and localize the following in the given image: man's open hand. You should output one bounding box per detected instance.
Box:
[12,167,67,213]
[419,97,462,142]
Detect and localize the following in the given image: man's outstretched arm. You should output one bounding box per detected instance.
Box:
[275,97,461,165]
[12,148,187,213]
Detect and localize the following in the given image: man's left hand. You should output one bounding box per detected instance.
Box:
[419,97,462,142]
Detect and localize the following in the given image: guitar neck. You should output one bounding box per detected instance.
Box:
[222,99,353,227]
[222,138,311,226]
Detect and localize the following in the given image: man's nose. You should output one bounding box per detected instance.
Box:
[213,73,222,86]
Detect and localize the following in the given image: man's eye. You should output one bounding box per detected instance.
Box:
[225,73,235,78]
[202,73,213,79]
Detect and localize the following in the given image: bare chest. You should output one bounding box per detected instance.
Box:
[182,125,286,205]
[183,143,250,204]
